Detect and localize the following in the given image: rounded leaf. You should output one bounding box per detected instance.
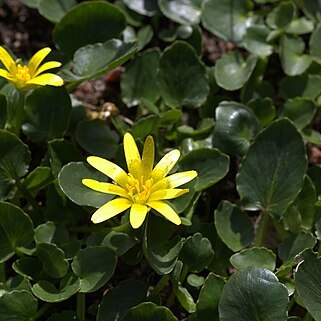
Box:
[71,246,117,293]
[236,119,307,219]
[58,162,113,208]
[53,1,126,55]
[219,267,289,321]
[38,0,76,23]
[214,201,254,252]
[158,41,209,108]
[123,0,159,16]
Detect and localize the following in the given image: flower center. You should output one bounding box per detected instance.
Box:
[15,64,31,82]
[126,174,153,205]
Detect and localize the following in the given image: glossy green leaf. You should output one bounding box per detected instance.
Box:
[71,246,117,293]
[281,98,316,130]
[247,97,275,126]
[37,243,69,278]
[266,1,296,29]
[286,17,314,35]
[23,86,72,142]
[202,0,254,43]
[97,279,147,321]
[0,130,31,200]
[177,118,215,141]
[53,1,126,55]
[280,74,321,99]
[32,273,80,303]
[38,0,76,23]
[295,251,321,321]
[230,247,276,271]
[215,52,258,91]
[187,274,205,288]
[236,119,307,219]
[159,0,203,25]
[158,41,209,108]
[243,25,273,57]
[12,257,43,281]
[214,201,254,252]
[123,302,178,321]
[35,222,69,245]
[143,214,183,275]
[64,40,137,82]
[131,115,159,139]
[0,202,34,263]
[179,233,214,273]
[213,101,260,156]
[58,162,113,208]
[101,231,137,256]
[76,119,119,158]
[0,290,38,321]
[309,23,321,64]
[195,273,225,321]
[219,267,288,321]
[179,148,229,191]
[123,0,159,16]
[278,232,316,264]
[121,49,160,107]
[280,35,312,76]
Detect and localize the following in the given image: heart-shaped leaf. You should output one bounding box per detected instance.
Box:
[58,162,113,208]
[202,0,254,43]
[23,86,72,142]
[53,1,126,55]
[219,267,288,321]
[215,52,258,91]
[158,41,209,108]
[214,201,254,252]
[236,119,307,219]
[179,148,229,191]
[0,202,34,263]
[266,1,296,29]
[71,246,117,293]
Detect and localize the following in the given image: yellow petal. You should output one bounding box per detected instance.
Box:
[152,150,180,182]
[130,204,148,229]
[148,188,189,201]
[33,61,62,77]
[28,47,51,75]
[26,73,63,86]
[0,46,16,73]
[124,133,141,176]
[141,135,154,179]
[0,68,13,80]
[151,170,197,192]
[82,179,128,198]
[91,198,131,223]
[147,201,181,225]
[87,156,128,188]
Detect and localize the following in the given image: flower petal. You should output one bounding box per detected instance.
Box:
[124,133,141,176]
[151,150,180,182]
[148,188,189,201]
[147,201,181,225]
[87,156,128,188]
[33,61,62,77]
[141,135,154,179]
[82,179,128,198]
[0,68,14,80]
[130,204,148,229]
[28,47,51,75]
[26,73,64,86]
[151,171,197,192]
[0,46,16,73]
[91,198,131,224]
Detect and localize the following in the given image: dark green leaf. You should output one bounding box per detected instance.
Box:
[266,1,296,29]
[123,0,158,16]
[214,201,254,252]
[247,97,275,126]
[38,0,76,23]
[35,222,69,245]
[0,94,7,129]
[236,119,307,219]
[219,267,288,321]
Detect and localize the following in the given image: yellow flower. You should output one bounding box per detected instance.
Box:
[82,133,197,229]
[0,46,63,90]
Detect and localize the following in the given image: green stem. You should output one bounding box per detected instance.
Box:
[76,292,85,321]
[33,303,51,320]
[0,263,6,283]
[12,91,26,136]
[149,275,170,297]
[254,211,269,247]
[166,290,176,308]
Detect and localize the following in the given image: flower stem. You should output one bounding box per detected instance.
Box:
[254,211,269,247]
[76,292,85,321]
[33,303,51,320]
[11,91,26,136]
[149,275,170,297]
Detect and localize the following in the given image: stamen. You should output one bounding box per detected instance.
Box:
[15,64,31,82]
